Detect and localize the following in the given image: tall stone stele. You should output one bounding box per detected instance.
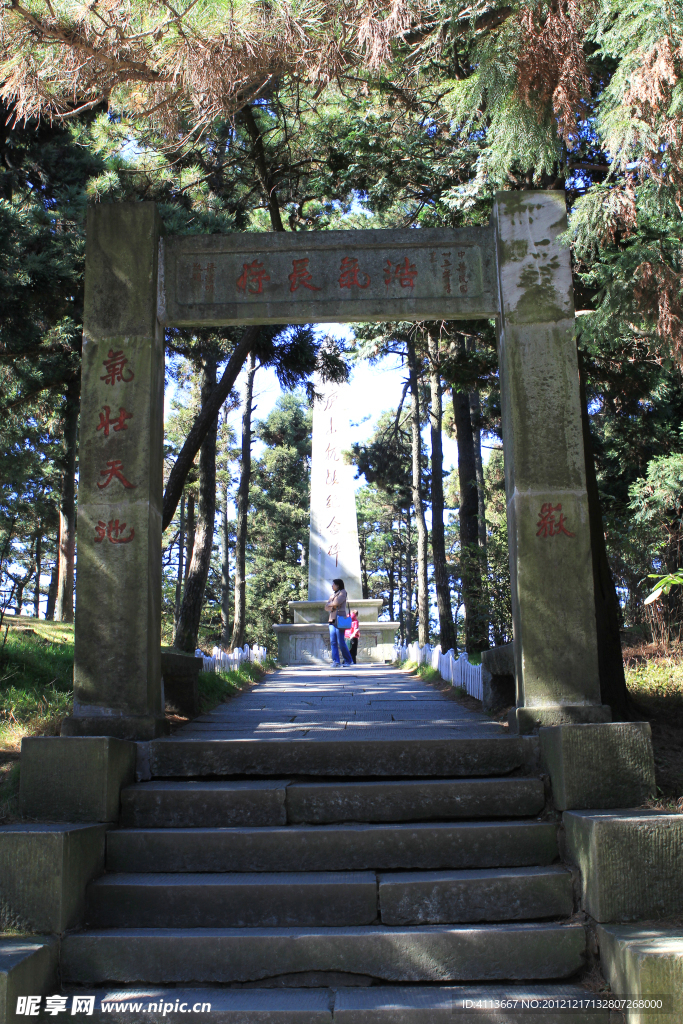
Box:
[62,203,165,740]
[274,373,399,664]
[492,191,611,733]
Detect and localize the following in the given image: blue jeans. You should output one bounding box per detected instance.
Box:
[329,623,353,666]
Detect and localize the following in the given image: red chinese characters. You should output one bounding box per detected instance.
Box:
[326,469,340,486]
[339,257,370,289]
[289,258,321,293]
[536,503,575,538]
[100,350,134,386]
[384,257,417,289]
[97,459,137,491]
[441,252,452,294]
[94,519,135,544]
[325,443,340,462]
[327,542,340,566]
[237,259,270,295]
[457,250,468,294]
[192,261,215,298]
[327,516,342,536]
[96,406,133,437]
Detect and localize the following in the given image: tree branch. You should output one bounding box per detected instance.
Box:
[162,325,259,530]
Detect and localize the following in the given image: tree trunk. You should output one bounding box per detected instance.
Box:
[452,343,488,653]
[55,377,79,623]
[33,528,42,618]
[185,494,195,581]
[45,523,58,621]
[231,352,257,651]
[428,331,457,652]
[578,353,631,720]
[405,511,414,642]
[360,530,369,599]
[175,493,185,632]
[469,389,487,550]
[220,485,231,647]
[174,357,219,653]
[406,337,430,646]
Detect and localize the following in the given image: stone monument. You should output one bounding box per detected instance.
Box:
[274,370,399,665]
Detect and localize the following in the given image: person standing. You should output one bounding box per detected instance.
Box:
[345,609,360,664]
[325,578,353,667]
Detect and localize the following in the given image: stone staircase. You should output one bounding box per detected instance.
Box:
[54,676,606,1021]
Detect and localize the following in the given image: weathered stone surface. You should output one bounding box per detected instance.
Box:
[160,227,498,328]
[20,737,136,822]
[160,649,202,718]
[148,734,528,777]
[274,624,398,667]
[540,722,655,810]
[597,924,683,1024]
[106,821,558,873]
[515,705,612,734]
[121,781,288,828]
[492,192,602,722]
[64,202,165,741]
[563,811,683,922]
[0,938,58,1024]
[60,923,586,984]
[286,778,545,823]
[481,643,515,678]
[308,374,363,603]
[378,866,573,925]
[87,871,378,928]
[87,988,332,1023]
[0,824,106,933]
[334,985,609,1023]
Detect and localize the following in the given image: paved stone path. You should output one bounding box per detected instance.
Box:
[177,664,502,740]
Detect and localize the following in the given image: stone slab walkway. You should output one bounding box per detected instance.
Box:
[177,664,501,740]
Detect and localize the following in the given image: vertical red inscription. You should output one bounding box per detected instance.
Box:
[441,252,452,295]
[327,542,340,566]
[100,350,134,386]
[457,250,468,294]
[97,460,137,490]
[94,519,135,544]
[192,261,215,299]
[289,258,321,292]
[96,406,133,437]
[536,503,575,538]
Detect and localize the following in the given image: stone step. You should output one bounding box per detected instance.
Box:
[377,865,573,924]
[86,865,572,928]
[60,922,587,985]
[87,871,378,928]
[148,734,530,778]
[68,985,611,1023]
[120,777,545,828]
[120,780,289,828]
[106,820,559,873]
[286,777,545,824]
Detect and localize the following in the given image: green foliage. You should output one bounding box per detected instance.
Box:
[0,621,75,749]
[197,662,263,714]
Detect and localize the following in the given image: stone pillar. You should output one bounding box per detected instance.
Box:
[308,373,363,602]
[492,191,610,733]
[62,203,165,740]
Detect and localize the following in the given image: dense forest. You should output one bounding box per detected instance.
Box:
[1,0,683,665]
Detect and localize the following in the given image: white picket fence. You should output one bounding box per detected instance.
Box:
[393,641,483,701]
[197,644,267,674]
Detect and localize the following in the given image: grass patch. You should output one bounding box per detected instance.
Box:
[625,649,683,804]
[415,664,441,684]
[0,618,74,751]
[198,661,264,714]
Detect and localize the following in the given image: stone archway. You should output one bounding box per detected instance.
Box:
[61,191,610,740]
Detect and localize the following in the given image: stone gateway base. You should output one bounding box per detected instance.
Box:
[273,622,398,666]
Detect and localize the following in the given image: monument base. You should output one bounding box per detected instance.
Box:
[288,599,384,624]
[511,704,612,734]
[61,712,168,741]
[274,622,399,666]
